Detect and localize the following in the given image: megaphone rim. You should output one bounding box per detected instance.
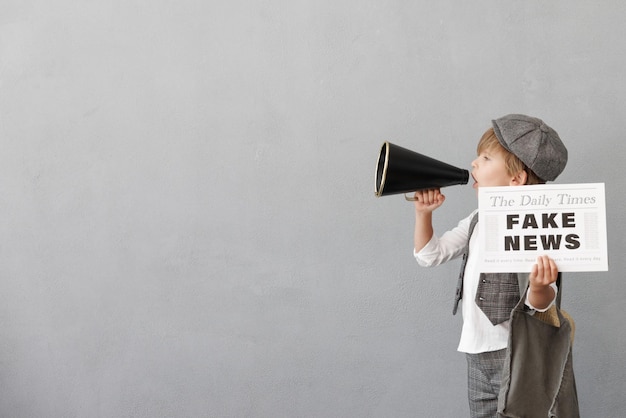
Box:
[375,141,390,197]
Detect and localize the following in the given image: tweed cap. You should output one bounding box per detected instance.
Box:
[492,114,568,181]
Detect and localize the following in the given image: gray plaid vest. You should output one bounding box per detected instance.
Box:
[452,213,521,325]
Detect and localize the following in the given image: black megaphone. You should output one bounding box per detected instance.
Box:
[375,141,469,200]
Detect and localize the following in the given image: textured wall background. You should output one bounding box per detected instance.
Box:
[1,1,625,416]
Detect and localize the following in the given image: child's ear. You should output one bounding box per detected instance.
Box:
[510,170,528,186]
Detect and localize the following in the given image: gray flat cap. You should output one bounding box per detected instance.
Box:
[492,114,567,181]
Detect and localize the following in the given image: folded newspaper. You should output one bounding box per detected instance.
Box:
[478,183,608,273]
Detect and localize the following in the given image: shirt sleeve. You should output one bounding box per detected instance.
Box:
[414,210,478,267]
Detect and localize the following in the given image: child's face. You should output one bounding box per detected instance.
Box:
[471,147,519,190]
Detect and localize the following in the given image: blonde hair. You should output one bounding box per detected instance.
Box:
[477,128,544,185]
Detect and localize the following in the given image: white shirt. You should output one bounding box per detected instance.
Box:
[414,210,557,354]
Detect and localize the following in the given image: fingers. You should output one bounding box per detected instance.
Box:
[530,255,558,285]
[413,189,445,206]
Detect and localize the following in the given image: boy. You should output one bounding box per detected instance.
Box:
[413,114,568,418]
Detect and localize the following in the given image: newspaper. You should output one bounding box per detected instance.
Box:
[478,183,608,273]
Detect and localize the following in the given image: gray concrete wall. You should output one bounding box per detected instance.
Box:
[1,1,624,416]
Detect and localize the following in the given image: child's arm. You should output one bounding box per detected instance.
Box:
[527,255,558,310]
[413,189,445,252]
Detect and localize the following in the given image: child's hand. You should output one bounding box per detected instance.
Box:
[413,188,445,213]
[529,255,558,289]
[527,255,558,310]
